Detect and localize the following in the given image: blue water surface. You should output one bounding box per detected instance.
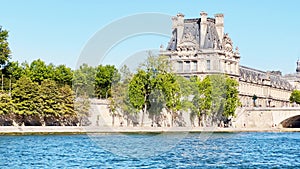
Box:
[0,132,300,168]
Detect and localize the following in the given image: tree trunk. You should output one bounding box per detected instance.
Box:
[112,114,115,127]
[171,110,174,127]
[42,116,46,126]
[202,113,206,127]
[151,115,154,127]
[141,93,148,127]
[141,103,147,127]
[127,116,130,127]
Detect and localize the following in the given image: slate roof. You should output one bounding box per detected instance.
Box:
[240,66,293,90]
[166,17,221,51]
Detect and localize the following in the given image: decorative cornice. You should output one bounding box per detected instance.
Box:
[177,13,185,17]
[200,11,207,16]
[214,13,224,17]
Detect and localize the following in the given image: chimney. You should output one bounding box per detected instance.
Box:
[214,13,224,42]
[176,13,185,44]
[200,11,208,48]
[171,16,177,29]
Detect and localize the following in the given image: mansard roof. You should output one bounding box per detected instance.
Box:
[166,17,221,51]
[239,66,293,90]
[167,30,177,51]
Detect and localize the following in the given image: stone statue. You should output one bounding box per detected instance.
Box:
[213,40,218,49]
[222,33,233,52]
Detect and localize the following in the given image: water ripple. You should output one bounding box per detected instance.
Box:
[0,133,300,168]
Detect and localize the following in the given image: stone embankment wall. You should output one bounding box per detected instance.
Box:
[89,99,300,128]
[232,107,300,128]
[89,99,194,127]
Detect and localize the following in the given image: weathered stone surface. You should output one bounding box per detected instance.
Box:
[232,107,300,128]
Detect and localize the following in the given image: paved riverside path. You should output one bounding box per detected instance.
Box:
[1,126,300,134]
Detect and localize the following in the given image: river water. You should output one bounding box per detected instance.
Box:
[0,132,299,168]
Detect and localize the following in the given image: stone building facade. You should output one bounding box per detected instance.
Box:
[284,60,300,90]
[161,12,295,108]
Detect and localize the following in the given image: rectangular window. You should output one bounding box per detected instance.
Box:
[192,61,197,71]
[206,60,211,70]
[184,61,190,72]
[177,61,183,72]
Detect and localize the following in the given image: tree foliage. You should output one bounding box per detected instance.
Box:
[110,65,137,126]
[2,60,73,90]
[155,73,180,113]
[74,95,91,126]
[39,79,61,125]
[189,76,213,126]
[129,70,150,110]
[95,65,120,99]
[0,26,11,66]
[128,70,150,126]
[224,77,240,118]
[0,26,95,126]
[58,85,77,125]
[0,26,243,127]
[0,93,14,115]
[290,90,300,104]
[190,75,240,127]
[54,64,73,87]
[12,77,40,116]
[127,54,182,126]
[29,59,54,84]
[0,76,81,126]
[73,63,96,97]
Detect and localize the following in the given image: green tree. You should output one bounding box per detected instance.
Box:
[0,93,15,125]
[73,63,96,97]
[155,72,181,126]
[290,90,300,104]
[147,89,165,126]
[0,58,82,126]
[224,77,240,118]
[192,76,212,127]
[0,26,11,66]
[95,65,120,99]
[54,64,73,87]
[39,79,61,126]
[109,83,137,126]
[12,77,40,125]
[58,85,76,125]
[192,75,240,127]
[110,65,138,126]
[74,95,91,126]
[128,69,150,126]
[128,52,182,125]
[127,53,182,126]
[176,76,198,126]
[2,61,24,92]
[3,61,24,80]
[0,93,14,115]
[20,61,31,78]
[140,52,172,74]
[29,59,54,84]
[209,75,227,125]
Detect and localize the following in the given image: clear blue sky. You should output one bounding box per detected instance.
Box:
[1,0,300,74]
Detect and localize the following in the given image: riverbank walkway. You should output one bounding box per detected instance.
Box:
[1,126,300,135]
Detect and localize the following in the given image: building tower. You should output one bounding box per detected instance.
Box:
[161,12,240,79]
[296,59,300,73]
